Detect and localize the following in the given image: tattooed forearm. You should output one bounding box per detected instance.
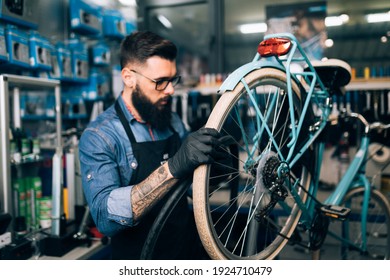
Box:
[131,162,179,222]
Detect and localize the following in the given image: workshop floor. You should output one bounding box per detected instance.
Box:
[277,231,341,260]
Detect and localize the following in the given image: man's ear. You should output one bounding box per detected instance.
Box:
[122,68,136,88]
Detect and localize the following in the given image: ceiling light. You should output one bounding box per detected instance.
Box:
[87,0,110,7]
[366,11,390,23]
[118,0,137,6]
[239,23,267,34]
[325,14,349,27]
[325,39,334,47]
[156,14,172,29]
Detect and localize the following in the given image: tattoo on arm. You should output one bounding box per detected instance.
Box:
[131,163,179,222]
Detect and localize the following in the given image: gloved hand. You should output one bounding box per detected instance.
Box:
[168,128,221,178]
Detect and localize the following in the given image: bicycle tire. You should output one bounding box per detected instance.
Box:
[140,178,192,260]
[193,67,313,259]
[340,187,390,260]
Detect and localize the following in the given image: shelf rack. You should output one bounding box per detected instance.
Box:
[0,74,63,236]
[346,77,390,91]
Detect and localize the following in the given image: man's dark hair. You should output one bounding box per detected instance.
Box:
[120,31,177,68]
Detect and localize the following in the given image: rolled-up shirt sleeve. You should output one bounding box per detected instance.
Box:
[107,187,133,225]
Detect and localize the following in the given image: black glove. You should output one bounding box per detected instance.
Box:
[168,128,221,178]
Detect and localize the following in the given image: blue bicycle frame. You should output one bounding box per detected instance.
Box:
[220,33,373,252]
[219,33,330,171]
[308,114,372,251]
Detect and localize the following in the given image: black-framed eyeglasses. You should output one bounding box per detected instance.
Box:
[131,69,181,91]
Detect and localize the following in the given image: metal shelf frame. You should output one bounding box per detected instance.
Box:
[0,74,63,236]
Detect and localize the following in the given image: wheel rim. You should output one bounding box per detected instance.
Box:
[193,68,312,259]
[341,188,390,260]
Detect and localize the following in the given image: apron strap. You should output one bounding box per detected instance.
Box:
[115,99,137,143]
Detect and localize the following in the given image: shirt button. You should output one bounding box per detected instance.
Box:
[120,220,127,224]
[87,174,92,179]
[131,162,137,169]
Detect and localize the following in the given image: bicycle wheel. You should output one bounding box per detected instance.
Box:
[140,178,192,259]
[340,187,390,260]
[193,67,314,259]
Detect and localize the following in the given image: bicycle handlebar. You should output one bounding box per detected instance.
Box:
[336,112,389,134]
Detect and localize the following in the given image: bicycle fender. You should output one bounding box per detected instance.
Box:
[218,61,285,93]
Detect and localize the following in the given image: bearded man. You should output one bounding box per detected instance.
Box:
[79,31,222,259]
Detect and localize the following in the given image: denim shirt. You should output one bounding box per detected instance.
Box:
[78,95,187,236]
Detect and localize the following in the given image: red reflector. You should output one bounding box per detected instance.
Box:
[257,38,292,57]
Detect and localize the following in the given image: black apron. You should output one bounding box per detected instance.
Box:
[111,100,191,259]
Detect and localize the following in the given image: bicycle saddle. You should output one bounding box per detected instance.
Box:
[304,59,351,95]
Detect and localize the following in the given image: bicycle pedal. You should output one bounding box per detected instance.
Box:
[320,205,351,220]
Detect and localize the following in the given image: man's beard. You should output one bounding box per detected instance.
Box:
[132,85,172,130]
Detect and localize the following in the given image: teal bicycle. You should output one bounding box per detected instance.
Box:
[192,33,390,260]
